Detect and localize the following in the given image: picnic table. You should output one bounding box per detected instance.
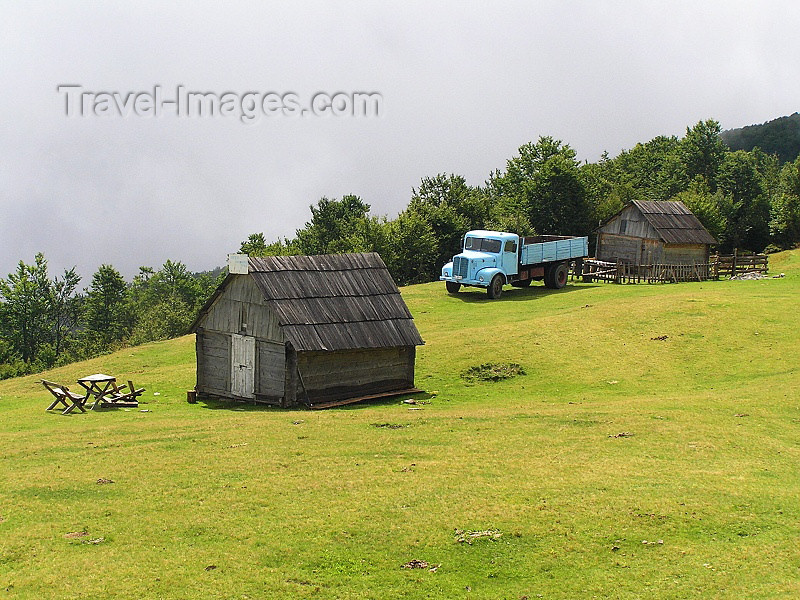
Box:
[77,373,122,410]
[43,375,146,414]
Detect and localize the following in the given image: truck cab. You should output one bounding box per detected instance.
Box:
[440,230,519,298]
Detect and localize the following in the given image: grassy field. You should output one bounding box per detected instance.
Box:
[1,250,799,599]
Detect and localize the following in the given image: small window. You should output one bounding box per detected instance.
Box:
[619,219,628,234]
[240,304,248,333]
[504,240,517,253]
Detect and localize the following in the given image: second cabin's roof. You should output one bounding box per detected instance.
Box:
[610,200,718,245]
[246,252,424,352]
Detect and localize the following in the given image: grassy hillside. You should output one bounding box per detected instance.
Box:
[1,251,799,599]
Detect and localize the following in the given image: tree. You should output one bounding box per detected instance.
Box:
[239,232,268,256]
[0,254,52,363]
[412,173,490,231]
[401,174,491,278]
[239,233,295,257]
[294,195,371,255]
[50,267,82,357]
[610,136,687,201]
[717,150,770,252]
[491,137,591,236]
[343,215,393,257]
[128,260,211,345]
[83,265,131,346]
[672,177,728,245]
[769,156,800,249]
[384,211,438,285]
[681,119,726,190]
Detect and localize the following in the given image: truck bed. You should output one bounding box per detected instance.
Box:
[520,236,588,266]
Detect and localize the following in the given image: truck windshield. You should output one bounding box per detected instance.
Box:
[464,237,502,253]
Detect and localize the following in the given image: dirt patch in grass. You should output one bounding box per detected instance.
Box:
[371,423,406,429]
[454,528,503,544]
[460,363,525,382]
[401,559,439,572]
[64,531,88,539]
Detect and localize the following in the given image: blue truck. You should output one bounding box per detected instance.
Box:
[440,230,589,299]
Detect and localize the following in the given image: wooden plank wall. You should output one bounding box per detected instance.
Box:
[599,205,660,239]
[201,276,283,342]
[663,244,707,264]
[196,330,230,395]
[257,340,285,399]
[597,233,660,263]
[298,346,414,402]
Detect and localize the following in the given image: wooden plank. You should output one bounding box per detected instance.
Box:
[309,388,424,410]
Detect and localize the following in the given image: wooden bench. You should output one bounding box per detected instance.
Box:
[100,380,146,408]
[42,380,88,415]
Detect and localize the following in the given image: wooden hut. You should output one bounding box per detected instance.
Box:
[190,253,424,409]
[596,200,717,265]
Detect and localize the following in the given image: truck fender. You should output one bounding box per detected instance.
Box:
[475,267,505,286]
[441,261,454,278]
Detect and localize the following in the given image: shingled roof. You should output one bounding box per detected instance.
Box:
[197,252,424,352]
[630,200,717,245]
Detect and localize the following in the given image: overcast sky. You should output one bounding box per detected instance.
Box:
[2,1,799,280]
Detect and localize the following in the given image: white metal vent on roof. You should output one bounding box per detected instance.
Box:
[228,253,249,275]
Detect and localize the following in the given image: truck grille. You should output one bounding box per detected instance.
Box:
[454,256,469,278]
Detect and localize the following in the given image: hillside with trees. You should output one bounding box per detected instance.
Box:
[721,113,800,164]
[3,117,800,379]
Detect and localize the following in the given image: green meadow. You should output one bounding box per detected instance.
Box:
[1,250,799,599]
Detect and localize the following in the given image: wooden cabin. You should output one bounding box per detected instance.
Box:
[596,200,717,265]
[190,253,424,409]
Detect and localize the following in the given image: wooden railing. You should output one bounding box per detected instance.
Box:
[582,259,714,283]
[711,250,768,278]
[574,252,769,284]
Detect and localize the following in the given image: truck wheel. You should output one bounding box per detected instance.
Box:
[487,275,504,299]
[543,264,555,288]
[552,262,568,289]
[446,281,461,294]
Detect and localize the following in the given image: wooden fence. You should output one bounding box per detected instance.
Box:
[582,259,714,283]
[580,252,768,284]
[711,250,768,278]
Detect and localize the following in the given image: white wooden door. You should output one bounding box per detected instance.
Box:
[231,334,255,398]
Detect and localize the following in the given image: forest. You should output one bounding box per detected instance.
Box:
[2,117,800,379]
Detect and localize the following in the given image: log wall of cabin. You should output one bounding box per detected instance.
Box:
[597,233,664,264]
[297,346,415,403]
[662,244,708,264]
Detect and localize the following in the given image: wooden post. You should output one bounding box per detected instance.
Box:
[187,390,197,404]
[732,248,738,278]
[406,346,416,388]
[284,343,298,408]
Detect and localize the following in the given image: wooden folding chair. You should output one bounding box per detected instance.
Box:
[125,380,146,401]
[42,380,87,414]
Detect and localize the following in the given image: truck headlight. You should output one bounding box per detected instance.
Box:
[478,275,484,282]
